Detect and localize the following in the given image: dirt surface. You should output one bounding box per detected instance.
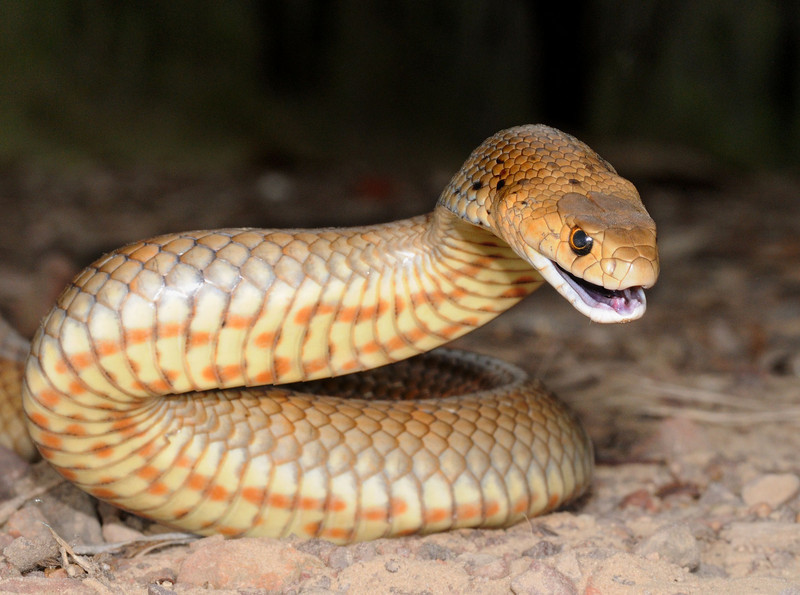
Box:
[1,146,800,593]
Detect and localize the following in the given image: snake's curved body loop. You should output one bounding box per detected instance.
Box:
[15,125,658,543]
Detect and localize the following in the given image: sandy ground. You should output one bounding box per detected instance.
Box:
[0,144,799,593]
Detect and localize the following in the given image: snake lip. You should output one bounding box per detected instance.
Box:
[553,263,646,322]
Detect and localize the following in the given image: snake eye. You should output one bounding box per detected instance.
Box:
[569,227,593,256]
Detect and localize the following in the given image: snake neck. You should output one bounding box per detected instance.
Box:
[423,205,544,309]
[394,205,545,352]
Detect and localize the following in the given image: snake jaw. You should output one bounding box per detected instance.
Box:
[553,263,647,322]
[522,247,647,323]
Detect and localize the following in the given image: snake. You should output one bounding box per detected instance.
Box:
[0,125,658,544]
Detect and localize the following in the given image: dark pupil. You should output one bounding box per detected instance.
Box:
[570,229,593,255]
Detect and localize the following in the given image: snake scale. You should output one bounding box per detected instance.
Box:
[0,125,658,544]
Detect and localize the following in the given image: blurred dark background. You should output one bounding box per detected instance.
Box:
[1,0,798,171]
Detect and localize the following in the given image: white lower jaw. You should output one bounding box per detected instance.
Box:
[524,249,647,324]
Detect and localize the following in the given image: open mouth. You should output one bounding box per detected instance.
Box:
[517,242,648,323]
[552,262,646,322]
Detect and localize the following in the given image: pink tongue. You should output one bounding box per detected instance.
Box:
[609,294,631,314]
[607,288,641,314]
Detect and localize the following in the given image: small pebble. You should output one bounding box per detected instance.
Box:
[416,542,456,561]
[139,568,177,585]
[750,502,773,518]
[102,522,145,543]
[5,507,52,542]
[522,540,562,559]
[634,524,700,571]
[350,541,379,563]
[3,536,59,573]
[741,473,800,508]
[510,561,577,595]
[619,489,660,513]
[460,553,509,580]
[295,538,338,564]
[327,547,354,570]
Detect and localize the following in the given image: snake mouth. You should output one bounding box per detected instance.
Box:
[552,263,646,322]
[519,242,647,323]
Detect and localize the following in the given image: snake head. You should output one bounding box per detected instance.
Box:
[497,187,659,323]
[442,124,659,324]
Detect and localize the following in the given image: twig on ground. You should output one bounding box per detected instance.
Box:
[71,532,199,558]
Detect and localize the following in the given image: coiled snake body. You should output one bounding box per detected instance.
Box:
[0,125,658,543]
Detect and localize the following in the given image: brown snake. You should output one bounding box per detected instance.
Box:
[0,125,658,544]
